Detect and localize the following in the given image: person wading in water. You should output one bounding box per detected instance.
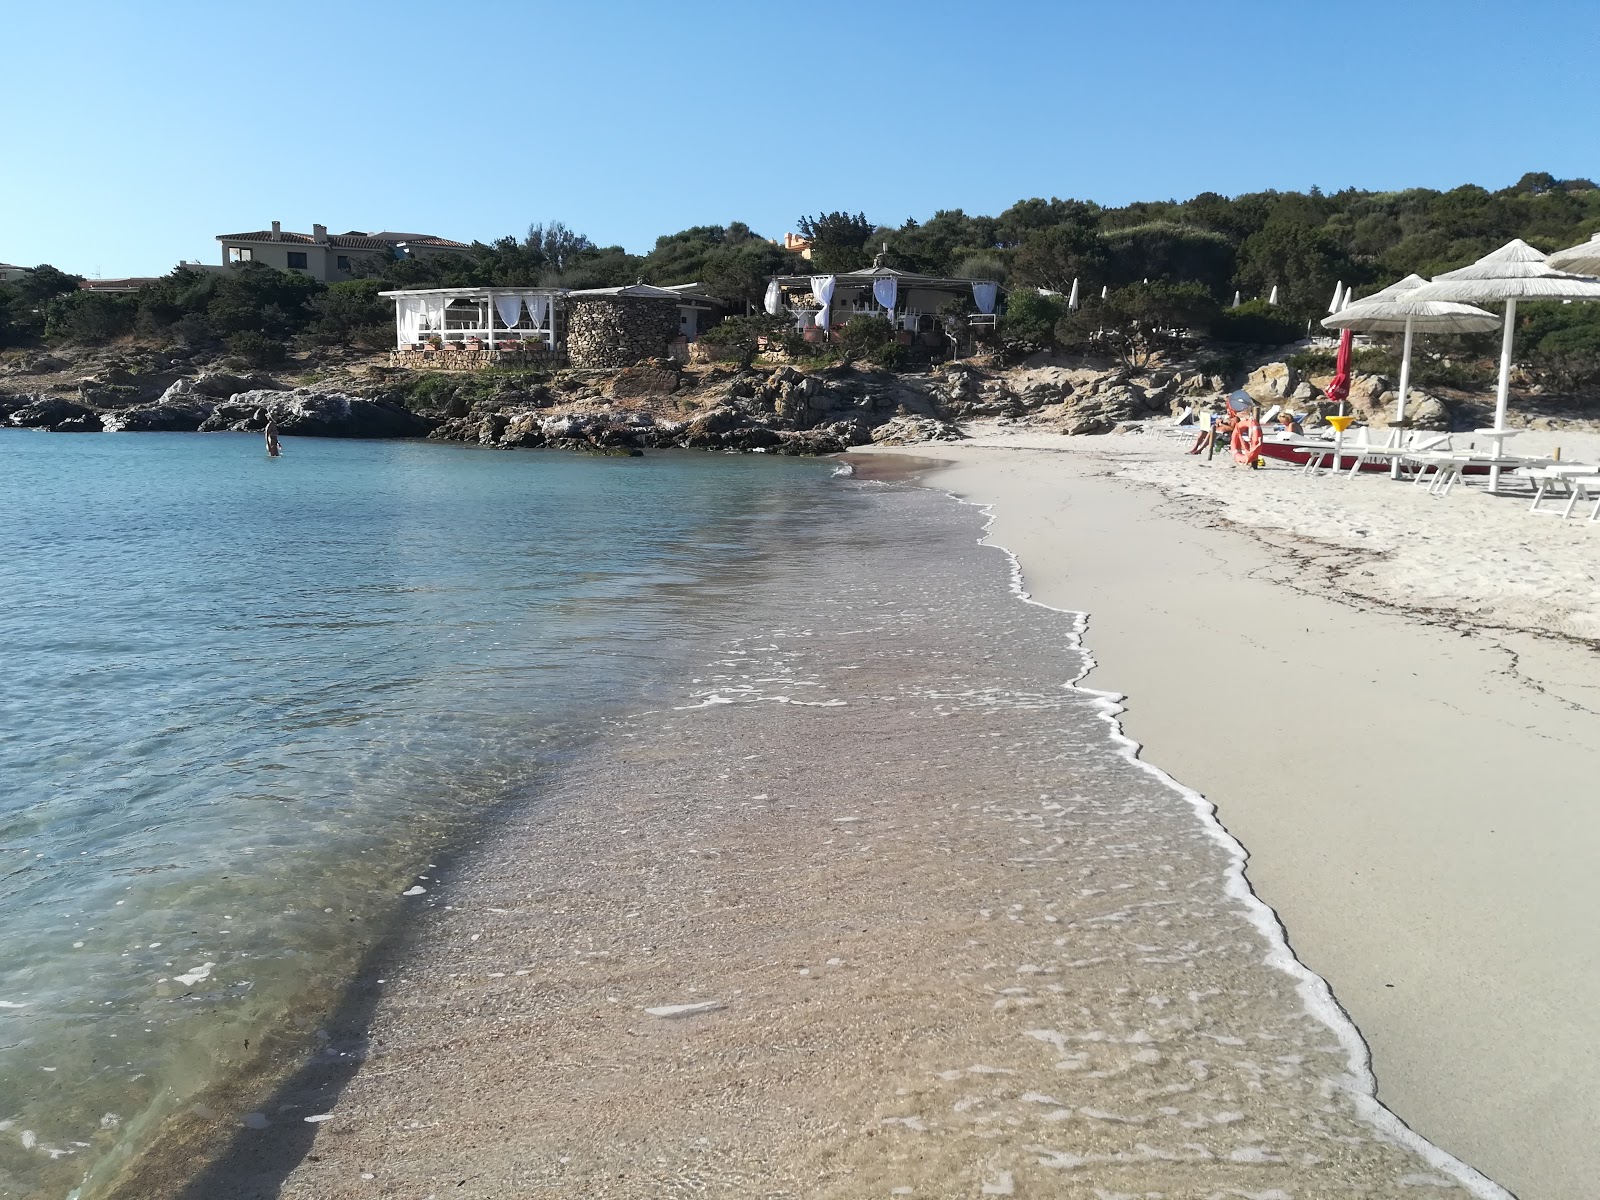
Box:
[264,418,282,457]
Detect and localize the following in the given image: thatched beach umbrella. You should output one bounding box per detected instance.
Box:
[1410,239,1600,489]
[1546,232,1600,276]
[1322,274,1499,423]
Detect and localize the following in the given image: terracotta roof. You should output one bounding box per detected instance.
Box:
[216,230,471,250]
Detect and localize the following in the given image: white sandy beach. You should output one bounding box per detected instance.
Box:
[862,426,1600,1200]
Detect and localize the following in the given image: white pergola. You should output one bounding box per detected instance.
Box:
[378,286,564,353]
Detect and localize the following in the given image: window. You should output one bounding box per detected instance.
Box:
[228,246,253,263]
[286,251,308,270]
[336,255,351,272]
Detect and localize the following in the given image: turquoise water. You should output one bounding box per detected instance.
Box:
[0,431,841,1197]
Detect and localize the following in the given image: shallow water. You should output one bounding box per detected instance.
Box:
[0,432,843,1198]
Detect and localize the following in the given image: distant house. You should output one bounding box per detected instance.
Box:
[214,221,471,282]
[79,277,160,295]
[0,263,31,283]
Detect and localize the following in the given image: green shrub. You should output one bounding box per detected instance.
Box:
[305,279,392,348]
[1000,288,1066,348]
[1210,300,1302,346]
[44,291,136,344]
[227,330,288,367]
[700,314,788,368]
[836,315,909,368]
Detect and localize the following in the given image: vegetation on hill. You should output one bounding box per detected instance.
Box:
[5,173,1599,387]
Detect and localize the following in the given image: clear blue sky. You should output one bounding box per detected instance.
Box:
[6,0,1597,278]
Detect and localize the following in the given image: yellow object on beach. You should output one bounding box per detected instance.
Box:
[1324,414,1356,433]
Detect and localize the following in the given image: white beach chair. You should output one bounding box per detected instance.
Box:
[1162,406,1198,439]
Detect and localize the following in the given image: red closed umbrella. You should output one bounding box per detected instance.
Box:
[1325,327,1353,412]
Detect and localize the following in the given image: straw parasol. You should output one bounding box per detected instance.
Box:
[1322,274,1499,423]
[1410,239,1600,488]
[1546,232,1600,276]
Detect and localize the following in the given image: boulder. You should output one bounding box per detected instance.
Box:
[869,415,964,446]
[192,371,283,399]
[101,401,214,432]
[1404,392,1452,431]
[775,429,847,456]
[499,412,546,449]
[8,397,97,429]
[49,413,104,432]
[1057,385,1148,435]
[201,389,434,438]
[610,364,680,398]
[1243,362,1297,403]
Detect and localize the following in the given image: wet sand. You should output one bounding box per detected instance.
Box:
[869,433,1600,1200]
[107,479,1499,1199]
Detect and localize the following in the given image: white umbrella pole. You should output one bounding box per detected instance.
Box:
[1396,315,1414,423]
[1489,297,1517,493]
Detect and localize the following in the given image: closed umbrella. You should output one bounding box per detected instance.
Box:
[1328,281,1345,313]
[1232,290,1241,308]
[1067,278,1080,311]
[1268,285,1279,306]
[1323,274,1500,423]
[1410,239,1600,490]
[1547,232,1600,276]
[1099,284,1108,300]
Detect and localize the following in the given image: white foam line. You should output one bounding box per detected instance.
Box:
[936,486,1512,1200]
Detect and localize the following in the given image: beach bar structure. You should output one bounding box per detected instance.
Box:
[768,253,1002,350]
[380,286,564,369]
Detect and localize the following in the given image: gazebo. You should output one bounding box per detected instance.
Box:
[768,251,1001,348]
[380,286,564,368]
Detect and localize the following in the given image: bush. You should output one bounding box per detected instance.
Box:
[836,315,909,368]
[1210,300,1303,346]
[227,330,288,368]
[44,291,137,344]
[305,279,392,348]
[699,313,788,368]
[1000,288,1066,348]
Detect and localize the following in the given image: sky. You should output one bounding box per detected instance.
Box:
[4,0,1598,278]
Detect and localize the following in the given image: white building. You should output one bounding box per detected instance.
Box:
[215,222,471,282]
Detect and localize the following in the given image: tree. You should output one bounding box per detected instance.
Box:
[305,279,393,347]
[1011,224,1104,293]
[1082,281,1219,368]
[44,291,136,344]
[1100,223,1235,296]
[797,211,874,272]
[999,288,1066,349]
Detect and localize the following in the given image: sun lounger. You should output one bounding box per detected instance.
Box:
[1411,451,1559,497]
[1518,464,1600,515]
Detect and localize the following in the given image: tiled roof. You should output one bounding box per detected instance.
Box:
[216,230,471,250]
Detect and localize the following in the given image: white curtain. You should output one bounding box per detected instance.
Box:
[524,294,550,329]
[397,297,424,344]
[872,277,897,314]
[971,281,998,315]
[494,294,524,329]
[811,275,837,329]
[420,296,447,330]
[764,279,782,315]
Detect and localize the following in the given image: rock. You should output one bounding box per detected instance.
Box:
[643,1001,724,1019]
[201,389,434,438]
[499,412,546,448]
[1057,384,1148,435]
[776,430,847,456]
[869,415,964,446]
[1290,381,1317,402]
[101,401,214,432]
[1243,362,1297,403]
[609,364,680,398]
[8,353,68,376]
[8,397,96,429]
[49,413,104,432]
[191,371,283,399]
[1404,392,1452,431]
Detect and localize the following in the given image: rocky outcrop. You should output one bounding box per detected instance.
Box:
[199,390,435,438]
[870,415,964,445]
[101,401,216,432]
[7,397,98,430]
[1242,361,1297,403]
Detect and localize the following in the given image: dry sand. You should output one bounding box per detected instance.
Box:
[864,426,1600,1200]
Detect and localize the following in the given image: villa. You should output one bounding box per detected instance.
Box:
[216,222,471,282]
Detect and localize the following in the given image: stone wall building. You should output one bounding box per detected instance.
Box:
[565,284,713,369]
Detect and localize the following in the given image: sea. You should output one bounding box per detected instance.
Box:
[0,430,1496,1200]
[0,432,865,1198]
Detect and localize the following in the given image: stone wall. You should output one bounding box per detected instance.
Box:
[566,298,679,369]
[390,346,552,372]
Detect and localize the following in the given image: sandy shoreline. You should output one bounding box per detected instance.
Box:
[98,465,1522,1200]
[863,429,1600,1200]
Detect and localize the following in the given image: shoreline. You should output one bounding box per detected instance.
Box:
[865,431,1600,1200]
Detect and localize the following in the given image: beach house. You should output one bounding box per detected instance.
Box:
[380,281,725,370]
[216,222,471,282]
[769,251,1001,352]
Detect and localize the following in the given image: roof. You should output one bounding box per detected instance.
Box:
[567,283,714,307]
[773,266,999,291]
[377,286,565,299]
[216,230,471,250]
[79,277,159,292]
[0,262,29,271]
